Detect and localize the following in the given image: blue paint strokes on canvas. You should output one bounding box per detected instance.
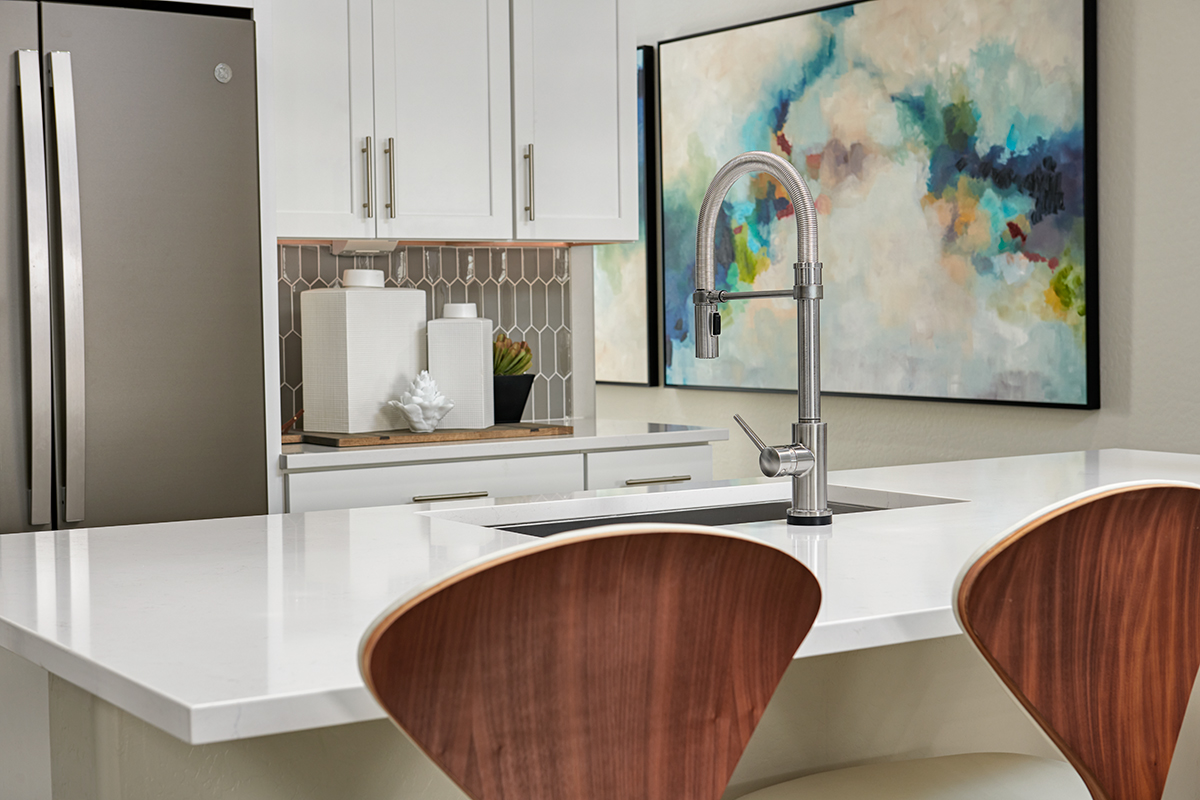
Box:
[777,30,841,118]
[1006,124,1020,151]
[771,98,791,133]
[823,6,856,23]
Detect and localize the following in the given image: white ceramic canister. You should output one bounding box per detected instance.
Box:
[427,303,494,430]
[300,269,427,432]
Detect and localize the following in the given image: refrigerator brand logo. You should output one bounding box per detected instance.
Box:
[214,63,232,84]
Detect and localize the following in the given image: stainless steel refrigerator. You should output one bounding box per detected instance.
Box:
[2,2,267,533]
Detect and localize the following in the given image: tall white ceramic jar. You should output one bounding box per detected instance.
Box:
[427,303,494,429]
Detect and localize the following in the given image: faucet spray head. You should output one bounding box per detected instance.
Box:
[695,301,720,359]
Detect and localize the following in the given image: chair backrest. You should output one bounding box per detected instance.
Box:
[956,483,1200,800]
[360,524,821,800]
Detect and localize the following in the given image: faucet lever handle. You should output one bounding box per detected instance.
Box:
[734,414,816,480]
[733,414,768,454]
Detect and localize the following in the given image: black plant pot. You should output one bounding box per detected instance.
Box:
[493,374,535,424]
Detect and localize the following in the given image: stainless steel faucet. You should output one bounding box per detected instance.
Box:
[693,151,831,525]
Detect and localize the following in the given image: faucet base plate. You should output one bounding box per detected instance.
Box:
[787,511,833,526]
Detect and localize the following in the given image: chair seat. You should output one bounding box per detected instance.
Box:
[739,753,1091,800]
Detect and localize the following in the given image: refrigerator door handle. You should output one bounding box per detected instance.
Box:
[17,51,53,527]
[49,51,86,523]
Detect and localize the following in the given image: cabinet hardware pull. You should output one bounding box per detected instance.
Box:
[524,143,535,221]
[363,136,374,218]
[385,137,396,218]
[17,51,52,526]
[49,52,86,523]
[624,475,692,486]
[412,490,489,504]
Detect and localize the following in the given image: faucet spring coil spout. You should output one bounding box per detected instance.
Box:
[692,151,830,525]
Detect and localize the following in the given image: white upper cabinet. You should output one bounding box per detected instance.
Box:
[274,0,635,243]
[273,0,375,239]
[275,0,511,240]
[511,0,637,242]
[372,0,513,240]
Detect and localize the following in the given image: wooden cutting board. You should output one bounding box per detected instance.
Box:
[295,422,573,448]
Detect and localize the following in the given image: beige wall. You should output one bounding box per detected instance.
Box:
[599,0,1200,480]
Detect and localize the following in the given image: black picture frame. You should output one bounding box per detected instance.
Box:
[594,45,660,387]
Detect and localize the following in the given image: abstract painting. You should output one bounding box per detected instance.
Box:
[659,0,1097,407]
[595,46,659,386]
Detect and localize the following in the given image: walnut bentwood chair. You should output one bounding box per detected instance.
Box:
[740,482,1200,800]
[359,523,822,800]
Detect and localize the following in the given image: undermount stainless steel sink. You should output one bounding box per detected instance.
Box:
[427,482,964,541]
[494,500,882,538]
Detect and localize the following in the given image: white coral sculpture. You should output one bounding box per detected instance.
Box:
[388,371,454,433]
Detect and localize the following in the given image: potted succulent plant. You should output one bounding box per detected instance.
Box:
[492,333,535,423]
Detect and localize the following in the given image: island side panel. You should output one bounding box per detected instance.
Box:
[48,676,466,800]
[0,646,52,799]
[43,637,1057,799]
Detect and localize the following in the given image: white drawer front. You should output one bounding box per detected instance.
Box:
[286,453,584,513]
[585,445,713,491]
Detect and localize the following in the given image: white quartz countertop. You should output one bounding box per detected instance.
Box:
[2,448,1199,745]
[279,418,729,470]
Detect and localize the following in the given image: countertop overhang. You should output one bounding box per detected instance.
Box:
[2,448,1199,745]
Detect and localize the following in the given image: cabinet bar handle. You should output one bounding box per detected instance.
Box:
[412,490,489,504]
[524,143,535,221]
[17,51,52,526]
[624,475,692,487]
[362,136,373,218]
[385,137,395,218]
[49,52,86,523]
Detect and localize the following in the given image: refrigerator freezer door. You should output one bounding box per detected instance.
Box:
[1,2,51,534]
[42,4,267,527]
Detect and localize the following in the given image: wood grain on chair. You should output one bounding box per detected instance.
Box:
[361,526,821,800]
[957,484,1200,800]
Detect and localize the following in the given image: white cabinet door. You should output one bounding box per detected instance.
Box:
[273,0,375,239]
[585,446,713,491]
[285,453,585,513]
[511,0,637,242]
[372,0,513,240]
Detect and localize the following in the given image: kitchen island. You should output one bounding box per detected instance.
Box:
[2,448,1199,798]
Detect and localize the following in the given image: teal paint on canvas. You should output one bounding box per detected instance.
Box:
[594,49,651,384]
[660,0,1089,404]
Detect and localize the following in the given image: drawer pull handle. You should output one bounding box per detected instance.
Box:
[624,475,692,487]
[412,490,489,503]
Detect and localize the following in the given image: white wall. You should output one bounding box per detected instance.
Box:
[599,0,1200,480]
